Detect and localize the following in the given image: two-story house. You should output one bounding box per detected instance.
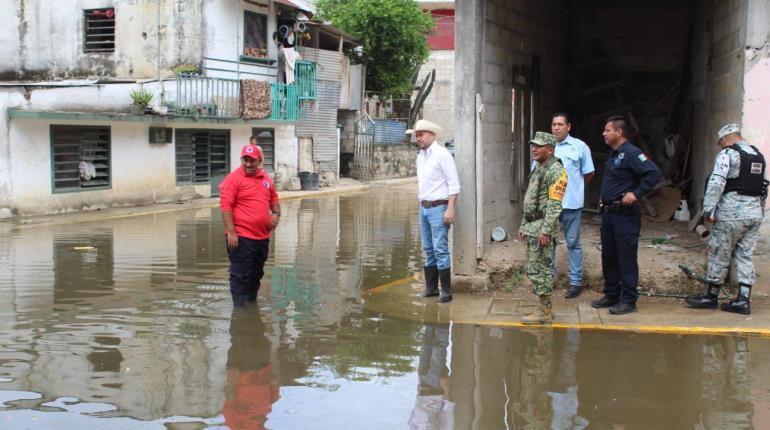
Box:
[0,0,363,216]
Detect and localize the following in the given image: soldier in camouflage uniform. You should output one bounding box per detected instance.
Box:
[686,123,768,315]
[519,131,568,325]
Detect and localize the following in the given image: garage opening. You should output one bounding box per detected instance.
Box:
[507,0,737,215]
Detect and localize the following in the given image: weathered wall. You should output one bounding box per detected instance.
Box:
[417,50,456,142]
[1,0,204,80]
[0,83,294,215]
[455,0,567,273]
[202,0,277,80]
[363,144,417,180]
[273,125,299,190]
[690,0,748,214]
[742,0,770,252]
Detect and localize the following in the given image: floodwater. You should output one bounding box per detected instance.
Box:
[1,185,770,429]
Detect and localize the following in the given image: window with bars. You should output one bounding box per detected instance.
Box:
[51,125,111,192]
[251,128,275,173]
[84,8,115,53]
[175,129,230,185]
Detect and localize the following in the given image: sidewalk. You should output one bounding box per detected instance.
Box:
[365,276,770,337]
[0,177,417,230]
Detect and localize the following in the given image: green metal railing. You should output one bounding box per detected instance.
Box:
[295,61,317,100]
[175,73,240,118]
[175,73,305,121]
[270,83,300,121]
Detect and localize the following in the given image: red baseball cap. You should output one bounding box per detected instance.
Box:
[240,144,263,159]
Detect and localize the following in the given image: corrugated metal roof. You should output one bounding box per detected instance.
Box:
[298,47,343,81]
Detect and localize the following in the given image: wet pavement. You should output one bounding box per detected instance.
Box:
[1,184,770,429]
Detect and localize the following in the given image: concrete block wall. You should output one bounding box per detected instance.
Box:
[479,0,567,244]
[690,0,747,216]
[274,125,299,191]
[417,50,456,141]
[365,144,417,180]
[339,110,358,154]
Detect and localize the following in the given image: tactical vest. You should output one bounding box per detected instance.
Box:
[723,145,766,196]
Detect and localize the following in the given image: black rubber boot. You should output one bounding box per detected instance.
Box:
[232,293,247,308]
[721,283,751,315]
[421,266,439,297]
[438,268,453,303]
[685,283,721,309]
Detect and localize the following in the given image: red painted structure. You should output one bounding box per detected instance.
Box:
[427,9,454,50]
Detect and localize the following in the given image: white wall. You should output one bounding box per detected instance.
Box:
[202,0,277,81]
[417,50,456,142]
[1,0,204,80]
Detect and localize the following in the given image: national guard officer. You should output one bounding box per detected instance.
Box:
[519,131,567,325]
[685,123,768,315]
[592,116,661,315]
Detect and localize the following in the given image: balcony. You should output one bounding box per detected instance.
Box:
[173,63,316,122]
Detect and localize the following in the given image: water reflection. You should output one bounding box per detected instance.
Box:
[409,314,454,429]
[0,187,769,428]
[224,309,279,430]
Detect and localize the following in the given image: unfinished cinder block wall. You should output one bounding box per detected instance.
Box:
[454,0,567,274]
[455,0,760,275]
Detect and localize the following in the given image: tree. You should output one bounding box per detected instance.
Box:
[316,0,434,97]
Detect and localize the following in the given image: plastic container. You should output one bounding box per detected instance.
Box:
[491,227,509,242]
[298,171,319,191]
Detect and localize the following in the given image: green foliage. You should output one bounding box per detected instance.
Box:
[505,267,526,293]
[172,63,200,76]
[129,85,154,108]
[316,0,434,96]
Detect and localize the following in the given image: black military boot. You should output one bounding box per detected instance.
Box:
[685,283,721,309]
[438,268,453,303]
[721,283,751,315]
[421,266,439,297]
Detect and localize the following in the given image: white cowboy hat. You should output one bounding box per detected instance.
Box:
[406,119,442,135]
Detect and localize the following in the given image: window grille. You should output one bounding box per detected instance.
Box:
[84,8,115,53]
[252,129,275,173]
[51,125,111,192]
[175,130,230,185]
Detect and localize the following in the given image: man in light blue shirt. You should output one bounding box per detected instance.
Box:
[549,113,595,298]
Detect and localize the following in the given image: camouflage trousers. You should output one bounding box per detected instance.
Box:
[707,219,762,285]
[525,236,555,296]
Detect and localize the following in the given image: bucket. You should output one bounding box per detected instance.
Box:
[298,171,319,191]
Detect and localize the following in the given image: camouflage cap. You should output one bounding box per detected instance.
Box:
[717,123,740,140]
[529,131,557,146]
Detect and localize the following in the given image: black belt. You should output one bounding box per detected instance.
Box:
[600,200,638,214]
[421,199,449,209]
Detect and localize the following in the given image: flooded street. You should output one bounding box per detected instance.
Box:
[1,185,770,429]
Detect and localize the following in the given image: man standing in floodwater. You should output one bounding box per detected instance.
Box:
[408,119,460,304]
[220,144,281,307]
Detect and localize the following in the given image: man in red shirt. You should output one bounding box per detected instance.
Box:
[220,144,281,307]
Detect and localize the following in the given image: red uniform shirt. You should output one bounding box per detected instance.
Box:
[219,167,279,240]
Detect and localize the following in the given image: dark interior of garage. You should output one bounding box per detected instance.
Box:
[562,0,702,212]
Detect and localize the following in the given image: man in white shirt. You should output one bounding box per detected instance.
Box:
[408,120,461,303]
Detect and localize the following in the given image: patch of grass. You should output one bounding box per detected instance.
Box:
[504,267,526,293]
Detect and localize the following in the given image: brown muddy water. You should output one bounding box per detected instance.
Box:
[1,187,769,429]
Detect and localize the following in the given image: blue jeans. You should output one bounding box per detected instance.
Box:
[551,209,584,286]
[419,204,451,270]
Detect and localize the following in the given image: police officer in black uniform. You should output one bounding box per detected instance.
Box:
[592,116,662,315]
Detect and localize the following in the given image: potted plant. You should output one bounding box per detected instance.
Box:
[129,85,154,114]
[172,63,200,77]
